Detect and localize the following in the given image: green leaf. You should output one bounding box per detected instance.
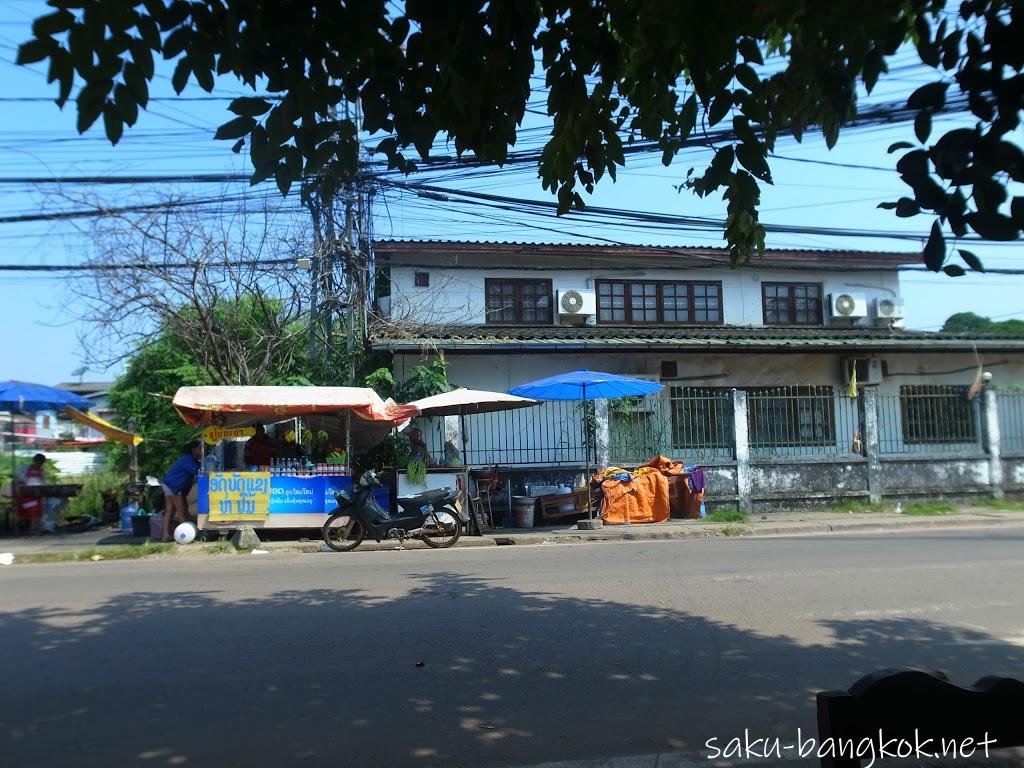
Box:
[966,211,1019,241]
[895,198,920,217]
[942,264,966,277]
[103,103,123,145]
[114,83,138,126]
[1013,197,1024,228]
[737,37,763,65]
[171,57,190,94]
[32,10,75,37]
[896,149,929,180]
[735,142,771,183]
[130,39,155,79]
[888,141,915,154]
[708,93,730,126]
[877,201,898,210]
[275,163,292,196]
[957,249,985,272]
[76,99,103,134]
[735,63,759,91]
[231,138,245,153]
[973,177,1006,212]
[922,220,946,271]
[192,61,213,92]
[679,94,698,140]
[123,62,148,107]
[228,97,273,117]
[16,38,55,65]
[163,27,190,59]
[862,47,885,93]
[914,110,931,143]
[214,115,256,141]
[907,81,948,111]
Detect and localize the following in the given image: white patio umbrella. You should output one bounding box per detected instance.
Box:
[408,388,539,466]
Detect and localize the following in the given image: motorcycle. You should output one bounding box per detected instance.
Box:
[321,469,465,552]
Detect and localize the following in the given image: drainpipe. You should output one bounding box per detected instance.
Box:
[732,389,752,514]
[984,387,1004,499]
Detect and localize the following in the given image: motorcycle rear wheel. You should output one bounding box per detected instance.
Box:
[421,506,462,548]
[322,511,366,552]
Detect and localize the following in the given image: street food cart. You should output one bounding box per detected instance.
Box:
[172,386,420,531]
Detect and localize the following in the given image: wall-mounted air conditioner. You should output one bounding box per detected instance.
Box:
[829,292,868,319]
[557,289,597,316]
[874,296,906,322]
[840,358,884,386]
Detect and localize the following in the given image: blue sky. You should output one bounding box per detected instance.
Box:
[1,0,1022,386]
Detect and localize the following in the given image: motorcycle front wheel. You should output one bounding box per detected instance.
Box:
[322,511,366,552]
[421,505,462,549]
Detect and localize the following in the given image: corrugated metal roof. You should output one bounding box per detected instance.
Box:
[372,239,918,264]
[371,325,1024,352]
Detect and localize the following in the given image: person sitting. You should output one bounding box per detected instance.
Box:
[243,423,274,468]
[161,440,202,542]
[15,453,47,536]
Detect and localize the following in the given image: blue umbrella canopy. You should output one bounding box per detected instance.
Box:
[507,370,663,401]
[0,380,92,412]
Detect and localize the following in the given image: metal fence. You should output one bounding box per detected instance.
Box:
[997,391,1024,453]
[416,383,997,467]
[876,385,983,455]
[746,386,863,458]
[608,387,734,465]
[419,400,588,467]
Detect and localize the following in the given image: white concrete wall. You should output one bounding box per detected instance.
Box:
[396,350,1024,393]
[388,265,903,327]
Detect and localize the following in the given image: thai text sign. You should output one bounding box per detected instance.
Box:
[207,472,271,522]
[202,426,256,445]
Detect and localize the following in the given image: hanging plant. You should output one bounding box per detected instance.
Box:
[406,458,427,485]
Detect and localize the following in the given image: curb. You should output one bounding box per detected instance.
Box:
[477,515,1024,548]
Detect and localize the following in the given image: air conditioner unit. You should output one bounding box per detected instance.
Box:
[557,289,597,316]
[874,296,906,321]
[829,292,868,319]
[840,358,884,386]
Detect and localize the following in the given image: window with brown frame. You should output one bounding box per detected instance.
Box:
[762,282,823,325]
[485,279,553,324]
[596,280,723,324]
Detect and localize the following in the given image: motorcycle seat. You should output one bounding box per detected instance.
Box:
[396,487,453,508]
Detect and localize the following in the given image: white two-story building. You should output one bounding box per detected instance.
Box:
[371,240,1024,511]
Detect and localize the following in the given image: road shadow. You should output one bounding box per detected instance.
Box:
[2,569,1022,767]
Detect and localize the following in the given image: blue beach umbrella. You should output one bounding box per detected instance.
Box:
[0,380,92,413]
[507,369,663,402]
[508,370,663,520]
[1,381,93,528]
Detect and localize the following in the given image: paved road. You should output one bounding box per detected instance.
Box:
[3,530,1023,768]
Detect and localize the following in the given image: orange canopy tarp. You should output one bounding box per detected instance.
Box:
[596,456,688,525]
[172,386,420,427]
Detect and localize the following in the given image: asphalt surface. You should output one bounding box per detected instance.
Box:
[3,529,1024,768]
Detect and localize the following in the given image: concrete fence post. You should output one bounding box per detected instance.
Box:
[863,387,883,504]
[984,387,1004,498]
[732,389,752,514]
[594,400,610,470]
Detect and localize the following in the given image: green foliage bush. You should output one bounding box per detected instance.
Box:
[64,470,131,519]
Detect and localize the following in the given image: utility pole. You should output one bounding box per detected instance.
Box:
[303,97,372,384]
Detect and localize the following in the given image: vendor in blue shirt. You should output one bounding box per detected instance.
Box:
[161,440,202,542]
